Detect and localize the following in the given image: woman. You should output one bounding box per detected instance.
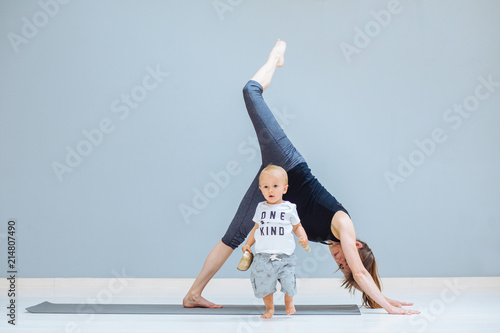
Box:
[183,39,419,315]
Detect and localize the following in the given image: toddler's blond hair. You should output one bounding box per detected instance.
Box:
[259,164,288,185]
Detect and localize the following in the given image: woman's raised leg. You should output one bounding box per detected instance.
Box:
[243,40,305,170]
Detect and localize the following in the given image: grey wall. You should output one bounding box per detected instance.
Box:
[1,0,499,279]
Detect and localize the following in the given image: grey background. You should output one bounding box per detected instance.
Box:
[1,0,499,279]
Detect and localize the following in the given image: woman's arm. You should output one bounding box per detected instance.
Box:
[242,223,259,253]
[334,215,419,315]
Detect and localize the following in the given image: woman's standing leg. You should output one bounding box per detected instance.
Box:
[182,241,232,308]
[183,39,300,308]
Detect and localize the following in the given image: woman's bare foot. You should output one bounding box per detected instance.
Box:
[285,295,296,315]
[269,39,286,67]
[251,39,287,91]
[183,293,222,308]
[261,308,274,319]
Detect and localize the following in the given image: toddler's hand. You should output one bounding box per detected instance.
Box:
[298,237,308,248]
[242,244,252,254]
[298,237,310,252]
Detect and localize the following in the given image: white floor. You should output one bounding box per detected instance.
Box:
[1,277,499,333]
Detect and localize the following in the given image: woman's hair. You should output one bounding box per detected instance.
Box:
[340,240,382,308]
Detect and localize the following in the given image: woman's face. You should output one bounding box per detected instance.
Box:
[329,243,351,273]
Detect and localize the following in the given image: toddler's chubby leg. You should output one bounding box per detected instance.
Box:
[261,293,275,318]
[284,294,296,315]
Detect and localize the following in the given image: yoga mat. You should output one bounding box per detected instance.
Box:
[26,301,360,315]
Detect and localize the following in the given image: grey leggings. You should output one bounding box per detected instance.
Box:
[221,80,306,249]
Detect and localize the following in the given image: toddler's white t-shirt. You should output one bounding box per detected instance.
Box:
[252,201,300,255]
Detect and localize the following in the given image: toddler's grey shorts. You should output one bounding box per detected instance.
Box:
[250,252,297,298]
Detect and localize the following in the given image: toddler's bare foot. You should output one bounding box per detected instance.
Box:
[269,39,286,67]
[285,303,296,315]
[261,308,274,318]
[285,295,296,315]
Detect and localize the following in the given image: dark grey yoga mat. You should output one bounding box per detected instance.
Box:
[26,301,360,315]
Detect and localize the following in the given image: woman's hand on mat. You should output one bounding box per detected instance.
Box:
[242,244,252,253]
[385,297,419,314]
[386,297,414,308]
